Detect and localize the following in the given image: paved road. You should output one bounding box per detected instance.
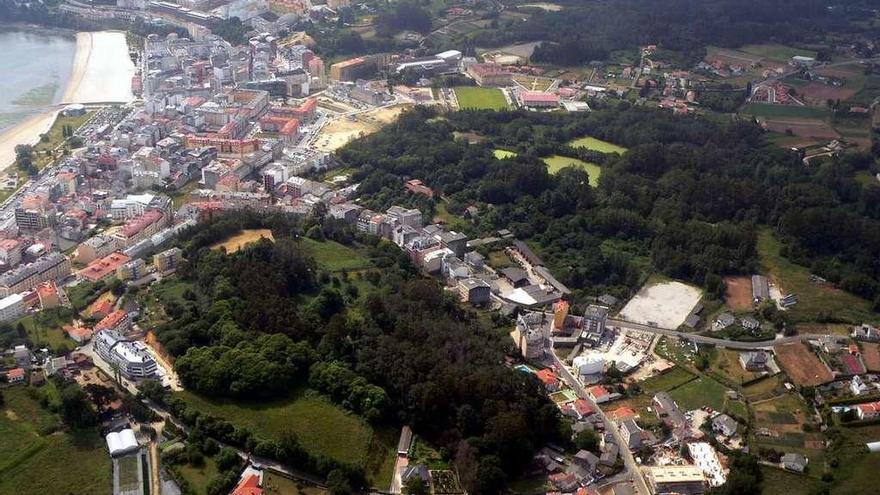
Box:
[606,318,836,349]
[549,347,651,495]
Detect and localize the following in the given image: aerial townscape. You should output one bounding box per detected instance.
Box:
[2,1,880,495]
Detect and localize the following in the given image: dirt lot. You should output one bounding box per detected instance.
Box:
[618,280,702,329]
[861,343,880,372]
[210,229,275,253]
[723,276,753,311]
[774,342,833,386]
[313,104,412,152]
[798,83,858,105]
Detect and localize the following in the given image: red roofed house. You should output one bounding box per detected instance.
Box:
[78,252,132,283]
[64,325,95,344]
[87,297,114,320]
[587,385,611,404]
[536,368,560,392]
[841,353,866,376]
[231,467,263,495]
[573,398,595,418]
[520,91,560,108]
[404,179,434,198]
[856,400,880,420]
[6,367,25,384]
[95,310,132,334]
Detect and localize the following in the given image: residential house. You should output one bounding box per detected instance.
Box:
[853,324,880,342]
[652,392,686,428]
[714,312,735,331]
[573,450,599,473]
[5,367,25,384]
[536,368,560,392]
[13,345,32,370]
[855,400,880,420]
[740,316,760,331]
[851,375,871,396]
[782,453,808,473]
[458,278,490,306]
[619,419,644,451]
[739,351,769,372]
[712,414,738,437]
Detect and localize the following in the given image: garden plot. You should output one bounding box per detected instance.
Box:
[618,280,703,329]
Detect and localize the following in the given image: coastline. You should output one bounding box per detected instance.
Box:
[0,29,134,172]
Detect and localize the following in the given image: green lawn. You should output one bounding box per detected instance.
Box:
[668,376,729,411]
[568,136,628,154]
[0,386,111,495]
[117,454,141,493]
[16,313,71,352]
[761,466,820,495]
[740,44,817,62]
[542,155,601,186]
[758,229,879,324]
[454,87,510,110]
[177,456,219,495]
[263,471,328,495]
[740,103,830,119]
[638,367,695,394]
[298,238,372,272]
[493,149,517,159]
[177,388,393,481]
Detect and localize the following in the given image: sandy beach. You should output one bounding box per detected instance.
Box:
[0,30,134,171]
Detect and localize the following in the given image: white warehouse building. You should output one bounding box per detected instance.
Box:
[94,329,158,379]
[106,428,140,457]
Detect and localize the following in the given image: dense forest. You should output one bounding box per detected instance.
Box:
[152,212,560,493]
[462,0,876,65]
[337,104,880,309]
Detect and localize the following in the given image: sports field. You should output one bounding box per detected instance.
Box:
[454,87,510,110]
[542,155,601,186]
[569,136,628,154]
[210,229,275,253]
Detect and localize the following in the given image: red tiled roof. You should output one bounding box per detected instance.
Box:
[78,252,131,282]
[587,385,609,398]
[574,399,595,417]
[7,368,25,379]
[536,368,559,387]
[231,474,262,495]
[95,310,128,332]
[521,91,559,103]
[121,210,164,238]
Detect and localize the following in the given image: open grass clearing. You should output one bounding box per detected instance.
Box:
[741,103,830,119]
[454,87,509,110]
[0,386,110,495]
[16,313,71,352]
[637,366,695,394]
[541,155,601,186]
[707,348,762,386]
[176,456,218,495]
[760,466,820,495]
[668,376,729,412]
[740,44,817,62]
[298,238,372,272]
[210,228,275,254]
[493,149,517,159]
[568,136,628,154]
[758,230,879,324]
[177,388,394,482]
[741,375,785,401]
[263,470,328,494]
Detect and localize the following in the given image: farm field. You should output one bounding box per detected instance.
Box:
[722,275,753,311]
[0,386,111,495]
[741,375,785,402]
[740,43,817,62]
[210,229,275,253]
[177,388,395,482]
[761,466,820,495]
[758,230,879,323]
[667,376,729,411]
[741,103,830,119]
[541,155,601,186]
[568,136,628,154]
[454,86,510,110]
[298,238,372,272]
[493,149,517,159]
[774,342,833,386]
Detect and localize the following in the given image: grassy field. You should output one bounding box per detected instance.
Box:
[542,155,601,186]
[30,111,94,170]
[740,44,817,62]
[263,471,328,494]
[668,376,729,411]
[177,456,219,495]
[569,136,628,154]
[16,313,71,352]
[493,149,517,159]
[454,87,510,110]
[761,466,820,495]
[758,229,879,323]
[210,229,275,254]
[298,238,372,272]
[177,388,392,478]
[117,455,141,492]
[707,348,762,385]
[740,103,830,119]
[638,367,695,394]
[0,386,111,494]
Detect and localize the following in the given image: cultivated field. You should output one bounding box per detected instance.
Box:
[742,103,830,119]
[774,343,833,386]
[723,275,753,311]
[542,155,601,186]
[569,136,628,154]
[861,343,880,372]
[762,119,840,142]
[0,387,111,494]
[454,87,510,110]
[618,280,703,329]
[210,229,275,253]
